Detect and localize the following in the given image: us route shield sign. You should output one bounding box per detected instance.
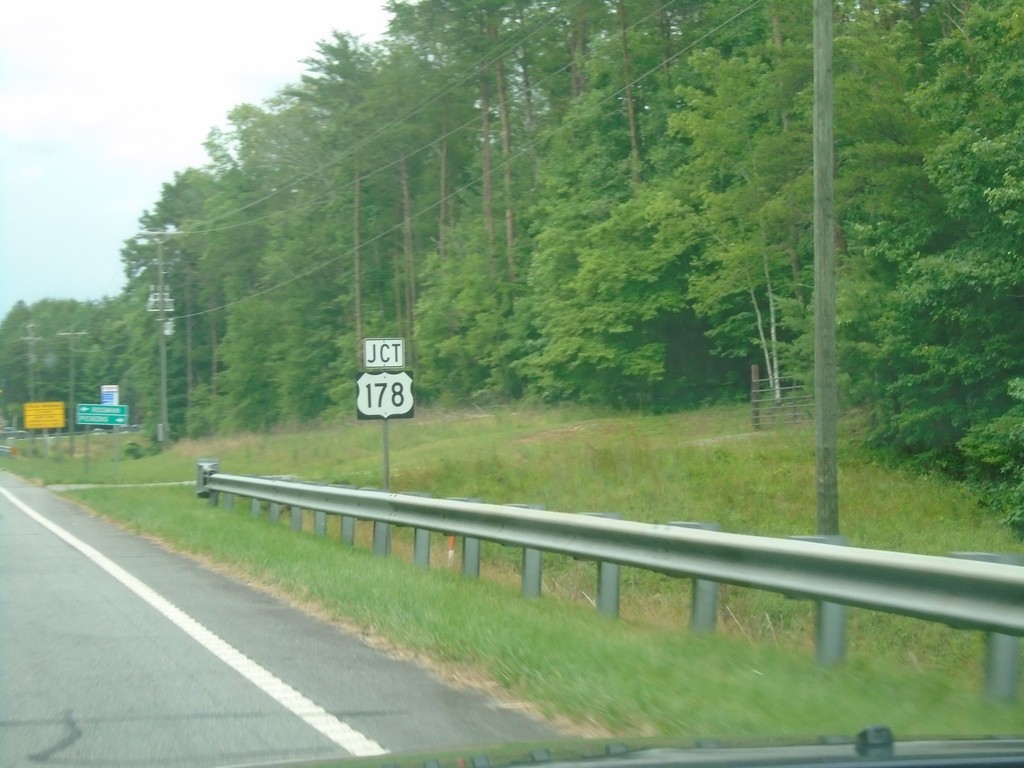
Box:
[356,371,414,420]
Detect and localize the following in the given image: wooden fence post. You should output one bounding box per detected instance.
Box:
[751,364,761,430]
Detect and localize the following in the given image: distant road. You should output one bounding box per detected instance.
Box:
[0,471,556,767]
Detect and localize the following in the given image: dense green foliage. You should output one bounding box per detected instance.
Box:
[3,0,1023,520]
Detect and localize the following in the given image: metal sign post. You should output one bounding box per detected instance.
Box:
[355,370,414,491]
[77,404,129,477]
[382,420,390,491]
[102,385,120,482]
[25,402,65,460]
[357,338,413,554]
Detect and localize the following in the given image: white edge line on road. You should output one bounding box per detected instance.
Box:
[0,486,388,757]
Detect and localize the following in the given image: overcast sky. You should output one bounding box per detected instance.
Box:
[0,1,391,317]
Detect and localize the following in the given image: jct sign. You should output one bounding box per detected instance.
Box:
[363,338,405,370]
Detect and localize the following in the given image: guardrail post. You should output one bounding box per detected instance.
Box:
[585,513,621,618]
[450,499,482,574]
[597,558,621,618]
[670,522,721,633]
[222,492,234,510]
[816,595,846,666]
[402,492,434,568]
[362,488,390,556]
[414,528,431,568]
[791,535,847,666]
[751,365,761,430]
[290,506,303,532]
[462,537,481,579]
[268,501,281,524]
[341,516,355,546]
[314,510,326,537]
[373,522,391,556]
[510,504,545,599]
[320,485,356,547]
[522,548,543,599]
[250,498,262,519]
[951,552,1022,701]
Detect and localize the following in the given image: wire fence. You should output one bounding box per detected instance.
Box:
[751,373,813,430]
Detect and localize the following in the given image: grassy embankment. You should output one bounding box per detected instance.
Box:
[8,405,1023,737]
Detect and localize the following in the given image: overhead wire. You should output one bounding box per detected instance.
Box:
[5,0,766,386]
[161,0,694,238]
[166,0,594,233]
[169,0,766,321]
[132,0,767,325]
[161,0,692,242]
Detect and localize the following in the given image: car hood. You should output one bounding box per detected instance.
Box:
[216,727,1024,768]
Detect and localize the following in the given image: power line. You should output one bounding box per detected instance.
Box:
[167,0,596,233]
[169,0,765,320]
[148,0,730,247]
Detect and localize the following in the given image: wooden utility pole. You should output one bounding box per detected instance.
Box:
[57,328,87,457]
[353,165,364,358]
[20,323,41,401]
[146,236,173,443]
[157,239,170,443]
[813,0,839,534]
[618,0,642,184]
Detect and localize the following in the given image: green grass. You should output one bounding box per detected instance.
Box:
[11,404,1024,736]
[63,485,1023,738]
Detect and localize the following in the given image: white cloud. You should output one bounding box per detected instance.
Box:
[0,0,391,312]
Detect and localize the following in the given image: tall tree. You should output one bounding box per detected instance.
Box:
[864,0,1024,456]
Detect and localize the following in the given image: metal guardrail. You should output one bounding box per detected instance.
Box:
[200,469,1024,699]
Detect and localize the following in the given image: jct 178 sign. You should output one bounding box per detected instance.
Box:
[356,371,414,420]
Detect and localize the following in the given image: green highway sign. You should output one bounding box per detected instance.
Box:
[76,403,129,426]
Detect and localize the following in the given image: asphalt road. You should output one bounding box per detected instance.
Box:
[0,471,557,767]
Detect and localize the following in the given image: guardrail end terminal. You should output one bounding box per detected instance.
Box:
[195,457,219,498]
